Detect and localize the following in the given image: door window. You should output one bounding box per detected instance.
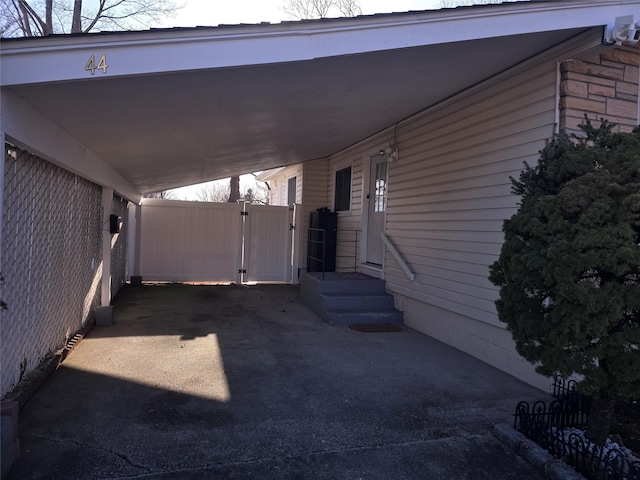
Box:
[373,161,387,213]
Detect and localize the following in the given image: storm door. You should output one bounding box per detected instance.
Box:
[365,154,387,265]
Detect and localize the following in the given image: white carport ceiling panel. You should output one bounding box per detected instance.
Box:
[6,29,587,193]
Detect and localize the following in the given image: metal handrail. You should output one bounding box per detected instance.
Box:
[336,229,360,273]
[381,232,415,281]
[307,227,327,279]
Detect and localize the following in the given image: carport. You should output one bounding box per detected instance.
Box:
[1,0,630,306]
[2,2,626,196]
[3,1,640,476]
[2,1,639,471]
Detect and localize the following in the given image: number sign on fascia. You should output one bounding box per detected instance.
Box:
[85,54,108,75]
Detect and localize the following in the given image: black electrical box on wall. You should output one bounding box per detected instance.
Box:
[307,209,337,273]
[109,214,120,234]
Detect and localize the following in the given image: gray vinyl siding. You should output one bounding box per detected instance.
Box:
[385,63,558,327]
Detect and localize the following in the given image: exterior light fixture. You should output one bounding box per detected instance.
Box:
[382,146,399,162]
[604,16,640,46]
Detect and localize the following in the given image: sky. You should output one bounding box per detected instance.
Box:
[160,1,444,28]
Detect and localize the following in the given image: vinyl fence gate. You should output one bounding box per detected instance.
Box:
[136,199,299,284]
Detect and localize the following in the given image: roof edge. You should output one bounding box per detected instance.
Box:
[2,1,638,87]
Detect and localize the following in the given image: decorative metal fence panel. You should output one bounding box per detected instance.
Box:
[111,194,129,300]
[514,399,590,447]
[1,145,103,397]
[514,376,639,480]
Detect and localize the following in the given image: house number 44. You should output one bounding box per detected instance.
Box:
[85,54,108,75]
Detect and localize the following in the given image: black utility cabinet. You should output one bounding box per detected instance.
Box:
[307,209,337,272]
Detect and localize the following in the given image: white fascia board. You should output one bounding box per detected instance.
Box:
[255,167,287,181]
[1,88,142,203]
[1,0,639,86]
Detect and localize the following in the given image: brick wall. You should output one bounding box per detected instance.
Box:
[559,43,639,133]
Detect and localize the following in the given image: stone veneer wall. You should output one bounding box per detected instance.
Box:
[560,43,639,133]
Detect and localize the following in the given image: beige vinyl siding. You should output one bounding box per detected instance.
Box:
[385,62,558,327]
[296,171,303,204]
[345,156,366,270]
[314,37,603,390]
[328,151,369,271]
[301,159,329,269]
[287,164,303,205]
[267,178,280,206]
[266,165,302,206]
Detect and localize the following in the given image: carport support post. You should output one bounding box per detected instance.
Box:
[97,187,114,325]
[127,202,141,279]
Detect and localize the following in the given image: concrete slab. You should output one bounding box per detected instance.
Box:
[95,306,114,326]
[7,284,546,480]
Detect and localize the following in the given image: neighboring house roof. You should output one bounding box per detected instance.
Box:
[1,0,639,195]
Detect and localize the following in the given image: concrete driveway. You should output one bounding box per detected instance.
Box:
[8,284,545,479]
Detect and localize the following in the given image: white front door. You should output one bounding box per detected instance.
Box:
[366,154,388,266]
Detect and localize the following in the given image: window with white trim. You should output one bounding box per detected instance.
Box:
[287,176,297,205]
[334,166,352,212]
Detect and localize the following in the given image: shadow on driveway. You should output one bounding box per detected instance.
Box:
[8,284,545,479]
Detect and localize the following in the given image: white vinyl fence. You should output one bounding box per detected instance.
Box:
[138,199,299,284]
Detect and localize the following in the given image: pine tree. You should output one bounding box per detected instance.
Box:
[489,118,640,445]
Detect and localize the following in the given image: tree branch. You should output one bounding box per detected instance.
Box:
[18,0,47,36]
[282,0,360,19]
[82,0,107,32]
[3,0,181,36]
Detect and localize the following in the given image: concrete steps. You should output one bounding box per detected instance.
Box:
[300,272,403,326]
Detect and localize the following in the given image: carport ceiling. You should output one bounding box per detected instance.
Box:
[2,1,623,194]
[6,29,586,193]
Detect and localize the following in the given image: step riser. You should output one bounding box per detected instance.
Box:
[300,272,404,326]
[316,281,387,295]
[322,295,395,311]
[325,311,404,326]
